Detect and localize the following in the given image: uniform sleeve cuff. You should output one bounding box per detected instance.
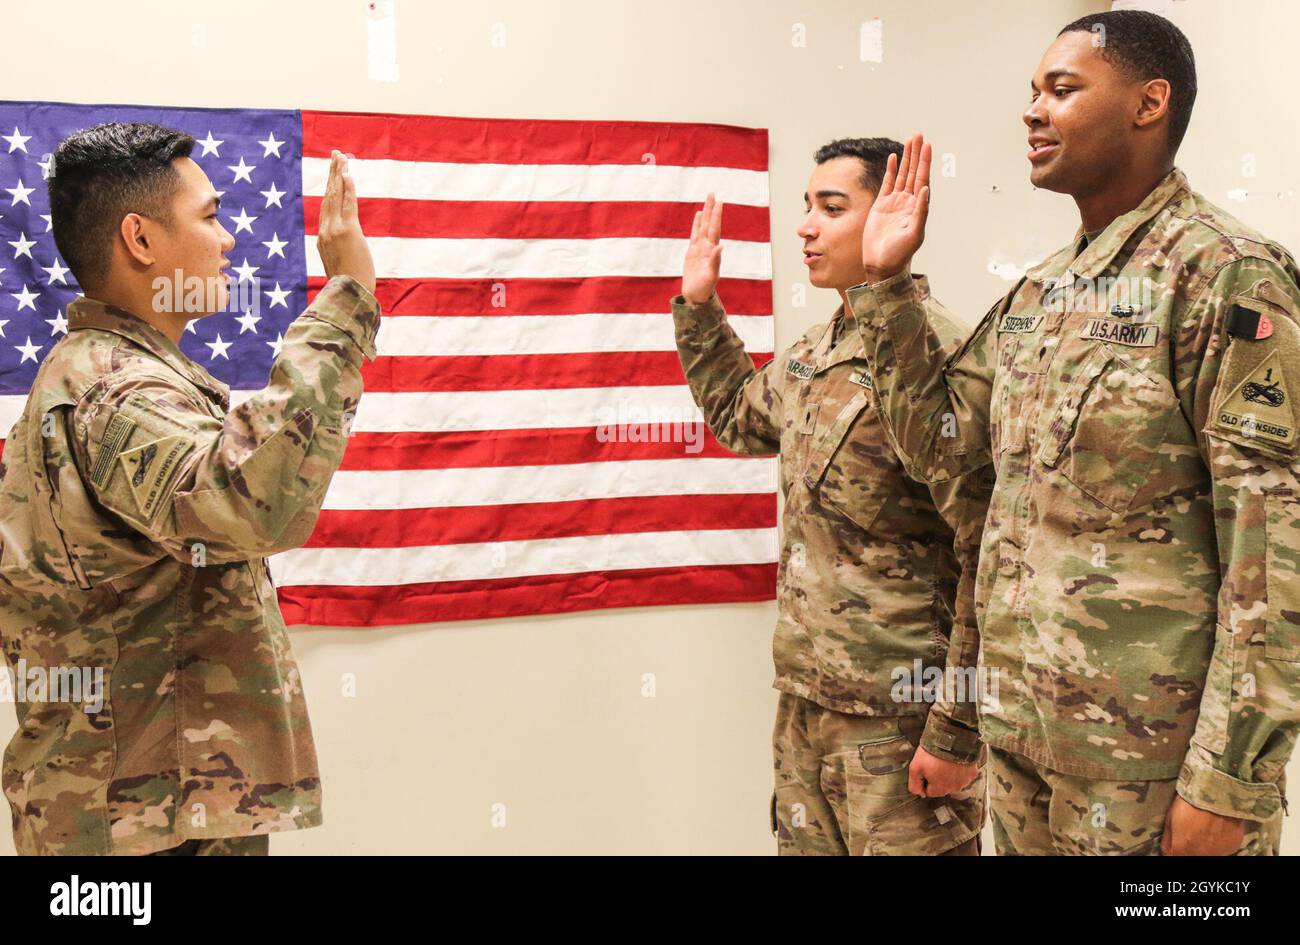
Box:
[846,271,921,327]
[304,275,382,362]
[1176,741,1283,823]
[919,710,983,765]
[670,292,727,336]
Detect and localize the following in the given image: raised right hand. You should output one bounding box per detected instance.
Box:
[317,150,377,296]
[861,133,932,283]
[681,193,723,305]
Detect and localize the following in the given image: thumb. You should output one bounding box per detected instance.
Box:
[908,756,927,797]
[1160,803,1176,856]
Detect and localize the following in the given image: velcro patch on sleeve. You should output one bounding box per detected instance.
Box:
[116,435,196,521]
[90,413,137,488]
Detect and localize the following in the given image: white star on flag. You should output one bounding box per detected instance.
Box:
[15,336,41,363]
[228,157,256,184]
[8,232,35,259]
[197,131,223,157]
[235,310,261,334]
[11,284,38,310]
[6,180,34,207]
[262,233,287,258]
[229,208,257,234]
[42,259,70,285]
[45,310,68,335]
[264,282,290,308]
[260,182,285,208]
[266,332,284,358]
[205,333,232,359]
[3,127,31,154]
[259,133,284,157]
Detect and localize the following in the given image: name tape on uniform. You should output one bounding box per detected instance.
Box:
[787,359,815,380]
[1079,317,1159,347]
[848,369,873,390]
[998,314,1044,334]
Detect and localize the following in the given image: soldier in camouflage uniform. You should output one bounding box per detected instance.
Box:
[0,124,379,855]
[850,11,1296,854]
[673,140,995,855]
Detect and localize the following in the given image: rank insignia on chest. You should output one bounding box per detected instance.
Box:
[848,369,873,390]
[786,359,815,380]
[1079,317,1159,347]
[998,313,1044,333]
[1214,350,1295,448]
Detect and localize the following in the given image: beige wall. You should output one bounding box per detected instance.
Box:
[3,0,1298,854]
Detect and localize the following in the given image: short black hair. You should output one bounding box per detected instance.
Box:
[47,122,195,290]
[1058,10,1197,156]
[813,137,904,194]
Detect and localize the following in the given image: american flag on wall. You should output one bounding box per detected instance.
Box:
[0,101,778,626]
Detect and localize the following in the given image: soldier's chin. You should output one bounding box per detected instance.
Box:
[1029,162,1070,193]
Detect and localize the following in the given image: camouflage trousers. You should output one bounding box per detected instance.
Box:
[772,692,986,855]
[149,835,269,856]
[989,747,1283,855]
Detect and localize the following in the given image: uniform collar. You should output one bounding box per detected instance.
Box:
[1024,167,1191,284]
[67,296,231,408]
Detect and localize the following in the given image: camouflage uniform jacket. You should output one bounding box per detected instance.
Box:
[672,279,994,763]
[0,275,380,854]
[847,168,1300,821]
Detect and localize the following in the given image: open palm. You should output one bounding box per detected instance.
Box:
[861,134,932,281]
[682,193,723,305]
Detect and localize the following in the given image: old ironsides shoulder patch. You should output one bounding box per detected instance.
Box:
[1214,349,1295,450]
[116,435,195,520]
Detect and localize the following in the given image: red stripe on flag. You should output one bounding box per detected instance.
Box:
[301,110,768,171]
[276,562,777,627]
[305,493,776,548]
[303,197,770,240]
[306,275,773,317]
[360,350,772,392]
[337,426,770,470]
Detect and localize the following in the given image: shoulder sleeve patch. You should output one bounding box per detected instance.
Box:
[89,413,136,488]
[116,434,196,521]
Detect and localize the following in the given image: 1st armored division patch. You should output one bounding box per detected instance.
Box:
[1213,350,1295,450]
[116,435,195,520]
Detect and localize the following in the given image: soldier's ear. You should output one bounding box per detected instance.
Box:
[1135,78,1171,130]
[118,213,155,267]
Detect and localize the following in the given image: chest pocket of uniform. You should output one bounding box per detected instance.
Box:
[992,337,1020,456]
[1037,344,1178,515]
[801,390,889,532]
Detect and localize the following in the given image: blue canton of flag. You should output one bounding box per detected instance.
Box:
[0,101,305,396]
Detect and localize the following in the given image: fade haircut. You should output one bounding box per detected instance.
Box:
[813,137,904,194]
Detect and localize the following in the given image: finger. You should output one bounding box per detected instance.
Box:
[917,141,932,193]
[904,134,923,194]
[341,164,358,221]
[1160,808,1174,856]
[908,762,925,797]
[897,136,914,194]
[690,209,703,244]
[879,152,898,197]
[321,151,341,220]
[915,185,931,224]
[707,197,723,244]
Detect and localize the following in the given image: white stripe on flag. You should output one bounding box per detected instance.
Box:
[270,526,778,586]
[349,385,706,432]
[320,457,777,511]
[375,313,772,356]
[303,235,771,280]
[301,157,770,206]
